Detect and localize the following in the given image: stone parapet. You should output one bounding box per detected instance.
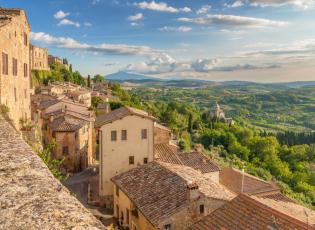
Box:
[0,116,104,229]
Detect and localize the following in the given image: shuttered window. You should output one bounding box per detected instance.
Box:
[2,52,8,75]
[12,58,17,76]
[24,63,28,77]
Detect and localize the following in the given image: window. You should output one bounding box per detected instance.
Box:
[126,208,130,225]
[2,52,8,75]
[24,63,28,77]
[164,224,171,230]
[24,89,27,99]
[75,132,78,139]
[116,205,119,218]
[111,130,117,141]
[199,204,204,214]
[24,32,28,46]
[12,58,17,76]
[144,158,148,164]
[121,130,127,140]
[14,88,17,102]
[63,146,69,155]
[115,185,119,197]
[141,129,147,139]
[129,156,134,165]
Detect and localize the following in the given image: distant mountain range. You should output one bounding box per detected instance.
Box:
[105,71,315,88]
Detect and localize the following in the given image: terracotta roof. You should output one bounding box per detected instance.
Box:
[49,115,87,132]
[111,162,190,227]
[0,8,21,27]
[252,196,315,226]
[191,194,315,230]
[95,106,155,127]
[154,144,220,173]
[154,144,182,165]
[38,99,60,110]
[160,162,234,201]
[219,167,280,195]
[178,151,220,173]
[259,192,295,203]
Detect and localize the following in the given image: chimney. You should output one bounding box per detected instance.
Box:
[50,115,54,122]
[187,182,200,201]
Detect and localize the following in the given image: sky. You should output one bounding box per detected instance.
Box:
[1,0,315,82]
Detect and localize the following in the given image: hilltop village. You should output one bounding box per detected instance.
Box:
[1,7,315,230]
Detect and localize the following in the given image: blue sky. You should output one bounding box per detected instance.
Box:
[1,0,315,82]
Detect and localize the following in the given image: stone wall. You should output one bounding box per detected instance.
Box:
[154,126,171,145]
[0,9,31,129]
[30,44,49,71]
[0,116,103,229]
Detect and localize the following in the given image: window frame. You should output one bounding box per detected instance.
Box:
[111,130,117,141]
[129,156,135,165]
[141,129,148,139]
[121,129,127,141]
[62,146,69,156]
[2,52,8,75]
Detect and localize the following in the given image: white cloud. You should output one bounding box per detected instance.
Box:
[30,32,168,58]
[197,5,211,14]
[128,13,144,21]
[130,22,139,26]
[54,10,70,19]
[178,14,287,28]
[134,1,191,13]
[247,0,314,8]
[224,1,244,8]
[159,26,192,32]
[84,22,93,27]
[58,19,80,28]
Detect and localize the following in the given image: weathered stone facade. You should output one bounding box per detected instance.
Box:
[30,44,49,71]
[154,123,171,144]
[0,116,103,229]
[0,8,31,129]
[48,55,62,66]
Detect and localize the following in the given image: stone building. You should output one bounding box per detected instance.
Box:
[111,161,233,230]
[0,8,31,129]
[154,123,171,145]
[47,113,90,173]
[191,193,315,229]
[31,96,96,172]
[30,44,49,71]
[210,102,225,119]
[48,54,62,66]
[95,106,156,206]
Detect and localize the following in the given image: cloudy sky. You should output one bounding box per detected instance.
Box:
[2,0,315,82]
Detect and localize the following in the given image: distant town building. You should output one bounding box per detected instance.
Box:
[48,54,62,66]
[210,102,234,125]
[210,102,225,119]
[0,8,31,128]
[30,44,49,71]
[95,106,156,207]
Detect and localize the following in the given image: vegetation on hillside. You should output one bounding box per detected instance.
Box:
[110,83,315,208]
[32,62,86,86]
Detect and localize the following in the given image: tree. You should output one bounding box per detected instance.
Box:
[37,141,67,182]
[69,64,73,73]
[87,75,91,88]
[93,74,104,83]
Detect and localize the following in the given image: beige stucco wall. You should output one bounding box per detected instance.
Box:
[30,45,49,71]
[99,115,154,198]
[0,11,31,129]
[113,187,157,230]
